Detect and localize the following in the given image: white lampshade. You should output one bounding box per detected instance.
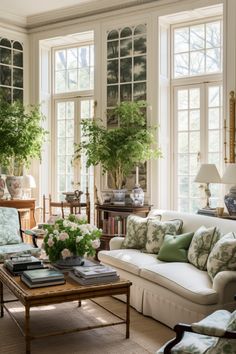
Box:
[221,164,236,184]
[194,164,221,183]
[23,175,36,189]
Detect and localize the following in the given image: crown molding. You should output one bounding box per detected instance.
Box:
[26,0,161,29]
[0,10,27,30]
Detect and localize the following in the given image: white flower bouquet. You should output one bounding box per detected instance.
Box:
[42,214,102,263]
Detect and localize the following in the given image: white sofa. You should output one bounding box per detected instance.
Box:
[98,210,236,328]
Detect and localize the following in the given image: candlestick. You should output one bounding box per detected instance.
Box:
[136,166,139,185]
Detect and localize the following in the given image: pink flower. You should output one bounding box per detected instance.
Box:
[47,239,54,247]
[59,232,69,241]
[91,239,100,249]
[61,248,72,259]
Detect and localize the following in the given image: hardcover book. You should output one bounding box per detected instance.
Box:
[69,271,120,285]
[73,265,117,279]
[22,268,64,283]
[21,275,65,288]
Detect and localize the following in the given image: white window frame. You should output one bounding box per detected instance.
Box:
[170,16,223,211]
[51,42,94,202]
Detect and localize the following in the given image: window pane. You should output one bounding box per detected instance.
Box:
[56,50,66,70]
[178,176,189,197]
[55,71,66,93]
[208,108,219,129]
[178,90,188,109]
[174,27,189,53]
[189,88,200,109]
[190,51,204,75]
[190,24,204,50]
[208,86,220,107]
[206,22,221,48]
[208,130,219,152]
[189,110,200,130]
[206,48,221,73]
[78,46,89,68]
[189,132,200,152]
[174,53,189,77]
[67,48,77,69]
[178,132,188,153]
[178,111,188,131]
[178,154,189,174]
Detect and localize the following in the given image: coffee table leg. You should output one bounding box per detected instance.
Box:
[126,287,130,339]
[25,305,31,354]
[0,281,3,318]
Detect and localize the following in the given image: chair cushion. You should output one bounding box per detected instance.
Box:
[207,232,236,280]
[140,262,218,305]
[0,243,41,262]
[0,207,22,245]
[98,249,160,275]
[157,232,194,262]
[145,219,183,254]
[188,226,221,271]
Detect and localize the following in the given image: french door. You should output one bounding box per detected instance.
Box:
[173,82,222,212]
[53,96,94,217]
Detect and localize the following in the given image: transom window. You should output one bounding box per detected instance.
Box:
[173,20,222,78]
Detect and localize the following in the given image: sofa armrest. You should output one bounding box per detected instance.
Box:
[213,271,236,303]
[109,236,125,250]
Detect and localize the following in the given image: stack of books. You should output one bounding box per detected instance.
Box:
[69,264,120,285]
[197,208,216,217]
[21,268,65,288]
[4,255,44,275]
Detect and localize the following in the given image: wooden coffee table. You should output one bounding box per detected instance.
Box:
[0,265,132,354]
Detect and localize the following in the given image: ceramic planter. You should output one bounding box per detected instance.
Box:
[6,176,23,199]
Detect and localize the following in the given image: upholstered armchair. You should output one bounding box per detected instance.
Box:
[0,207,40,262]
[157,309,236,354]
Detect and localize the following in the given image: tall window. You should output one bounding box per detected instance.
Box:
[171,19,223,212]
[52,43,94,208]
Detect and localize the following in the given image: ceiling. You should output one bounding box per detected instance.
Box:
[0,0,97,17]
[0,0,150,28]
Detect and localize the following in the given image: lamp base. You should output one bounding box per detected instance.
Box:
[224,186,236,216]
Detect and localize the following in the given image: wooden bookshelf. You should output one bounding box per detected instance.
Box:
[96,203,151,251]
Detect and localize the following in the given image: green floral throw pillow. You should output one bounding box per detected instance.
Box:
[157,232,194,262]
[207,232,236,280]
[145,219,183,254]
[188,226,221,271]
[122,215,148,249]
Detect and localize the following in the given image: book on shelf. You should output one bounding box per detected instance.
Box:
[22,268,64,283]
[68,271,120,285]
[21,275,65,288]
[73,264,117,279]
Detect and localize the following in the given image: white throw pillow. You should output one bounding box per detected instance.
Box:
[188,226,221,271]
[207,232,236,280]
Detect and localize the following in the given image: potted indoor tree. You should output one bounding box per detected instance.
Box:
[75,100,161,203]
[0,99,48,199]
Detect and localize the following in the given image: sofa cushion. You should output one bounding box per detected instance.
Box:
[140,262,218,305]
[0,243,41,262]
[145,219,183,254]
[157,232,194,262]
[207,232,236,280]
[188,226,221,271]
[121,215,148,250]
[98,249,160,276]
[0,207,22,246]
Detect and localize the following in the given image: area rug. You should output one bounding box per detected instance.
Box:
[0,293,173,354]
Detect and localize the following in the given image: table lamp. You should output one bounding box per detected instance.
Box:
[221,163,236,216]
[23,175,36,198]
[194,164,221,209]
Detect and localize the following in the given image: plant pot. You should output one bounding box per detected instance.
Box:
[112,189,127,205]
[6,176,23,199]
[0,175,5,199]
[54,256,84,267]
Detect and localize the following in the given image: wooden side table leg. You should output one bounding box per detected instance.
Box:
[126,287,130,339]
[0,281,4,318]
[25,306,31,354]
